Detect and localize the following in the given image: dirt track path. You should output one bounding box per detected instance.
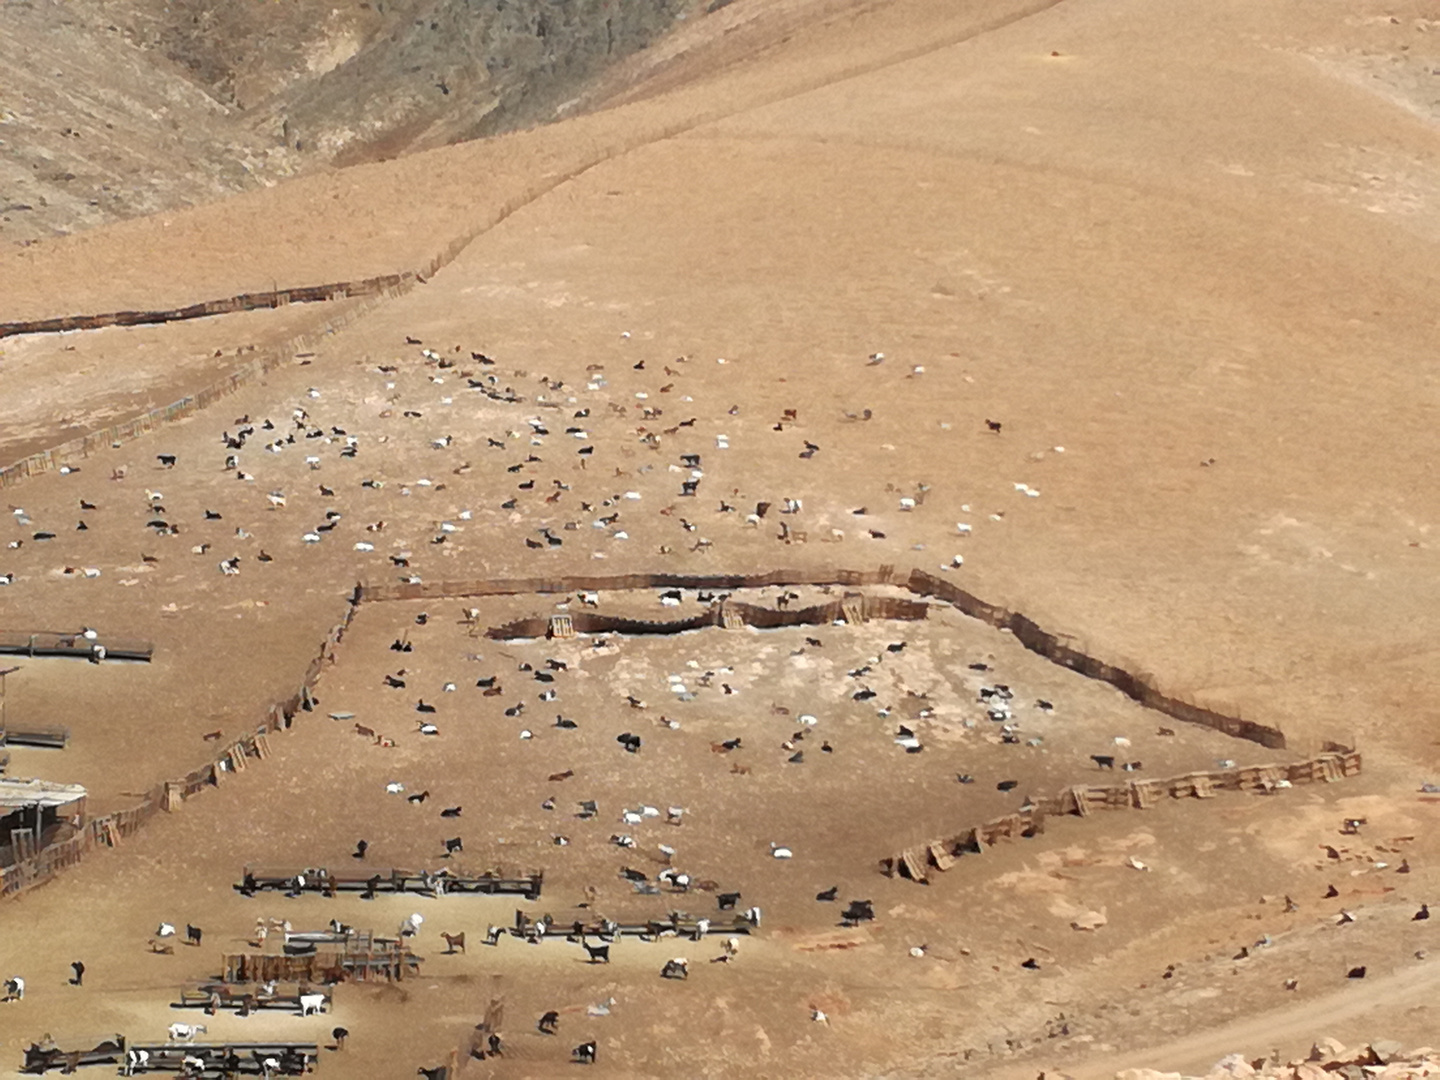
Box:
[1061,958,1440,1077]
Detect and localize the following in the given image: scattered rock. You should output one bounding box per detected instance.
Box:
[1368,1041,1404,1065]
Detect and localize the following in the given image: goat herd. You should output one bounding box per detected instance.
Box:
[0,331,1285,1078]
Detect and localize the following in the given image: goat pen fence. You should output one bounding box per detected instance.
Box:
[0,556,1315,899]
[883,748,1363,884]
[0,592,359,899]
[0,105,724,493]
[358,565,1289,749]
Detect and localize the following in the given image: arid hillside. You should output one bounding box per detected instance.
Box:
[2,1,1440,1078]
[0,0,695,245]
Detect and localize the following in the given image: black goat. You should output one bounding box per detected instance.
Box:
[841,900,874,926]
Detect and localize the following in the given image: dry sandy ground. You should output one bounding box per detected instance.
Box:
[0,606,1429,1078]
[4,0,1440,1075]
[0,299,374,465]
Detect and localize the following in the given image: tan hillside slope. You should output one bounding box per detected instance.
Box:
[6,0,1440,750]
[257,0,1440,748]
[0,0,1052,320]
[0,0,701,247]
[3,4,1440,1077]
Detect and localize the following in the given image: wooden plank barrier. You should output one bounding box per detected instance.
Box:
[882,751,1361,883]
[0,281,409,491]
[236,864,544,900]
[483,591,927,641]
[0,153,649,492]
[176,981,331,1015]
[1,605,357,900]
[359,565,1285,748]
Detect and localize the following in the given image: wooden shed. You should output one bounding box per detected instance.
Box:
[0,777,87,865]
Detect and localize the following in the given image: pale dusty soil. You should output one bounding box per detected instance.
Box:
[0,299,370,465]
[3,0,1440,1076]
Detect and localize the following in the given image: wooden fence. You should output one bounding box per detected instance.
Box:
[357,567,898,603]
[485,591,928,640]
[222,946,419,985]
[0,591,360,899]
[0,288,401,490]
[0,199,510,493]
[904,569,1285,748]
[881,748,1363,884]
[0,274,410,340]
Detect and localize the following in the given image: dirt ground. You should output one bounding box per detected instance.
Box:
[0,605,1428,1078]
[0,299,377,465]
[4,0,1440,1076]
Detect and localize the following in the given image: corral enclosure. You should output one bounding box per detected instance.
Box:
[305,584,1291,904]
[0,580,1373,1079]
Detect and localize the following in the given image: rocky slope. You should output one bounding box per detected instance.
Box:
[0,0,695,246]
